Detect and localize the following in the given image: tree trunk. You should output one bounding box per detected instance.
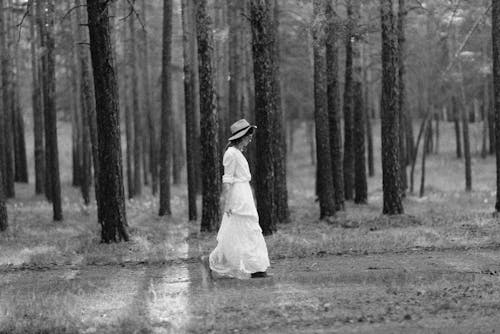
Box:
[121,6,134,199]
[197,0,222,231]
[87,0,129,242]
[462,104,472,192]
[488,79,495,155]
[452,96,462,159]
[312,0,336,219]
[30,3,45,195]
[129,1,142,197]
[362,41,375,178]
[325,0,344,210]
[0,157,6,231]
[0,0,14,198]
[380,0,403,214]
[181,0,198,221]
[419,120,429,197]
[410,115,429,193]
[343,0,354,201]
[425,117,433,154]
[38,0,52,201]
[71,5,83,189]
[140,0,155,191]
[0,0,7,231]
[493,0,500,210]
[12,16,28,184]
[406,113,414,166]
[43,0,62,220]
[14,100,28,184]
[482,87,488,159]
[272,0,290,224]
[397,0,407,196]
[308,120,316,165]
[366,104,375,177]
[351,0,367,204]
[435,113,440,154]
[353,81,367,204]
[214,0,228,158]
[228,0,245,126]
[250,0,280,235]
[76,0,95,206]
[159,0,173,216]
[172,79,183,185]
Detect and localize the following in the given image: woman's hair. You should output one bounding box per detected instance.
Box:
[225,127,255,151]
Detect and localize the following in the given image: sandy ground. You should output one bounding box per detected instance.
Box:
[2,236,500,333]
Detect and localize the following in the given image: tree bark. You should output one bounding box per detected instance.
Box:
[494,0,500,210]
[0,0,14,198]
[312,0,336,219]
[405,113,414,166]
[397,0,407,196]
[462,104,472,192]
[272,0,290,224]
[158,0,174,211]
[30,2,45,195]
[172,78,183,185]
[366,104,375,177]
[228,0,245,126]
[76,0,95,206]
[488,79,495,155]
[43,0,62,220]
[214,0,228,157]
[181,0,198,221]
[87,0,129,242]
[353,80,367,204]
[325,0,344,210]
[159,0,173,216]
[70,3,83,189]
[121,4,134,199]
[0,0,7,231]
[140,0,156,192]
[351,0,367,204]
[129,1,142,197]
[197,0,221,231]
[410,114,429,193]
[380,0,403,214]
[343,0,354,201]
[362,41,375,179]
[11,11,28,185]
[250,0,279,235]
[452,96,462,159]
[38,0,52,201]
[419,120,429,197]
[0,157,6,231]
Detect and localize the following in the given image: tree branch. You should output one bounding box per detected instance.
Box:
[442,3,492,76]
[119,0,145,31]
[62,4,87,21]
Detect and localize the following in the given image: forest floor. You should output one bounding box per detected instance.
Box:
[2,121,500,333]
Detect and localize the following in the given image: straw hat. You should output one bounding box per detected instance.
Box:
[228,119,257,141]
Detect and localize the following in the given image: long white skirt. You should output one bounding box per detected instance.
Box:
[209,182,270,279]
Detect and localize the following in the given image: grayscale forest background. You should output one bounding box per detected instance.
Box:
[2,0,500,333]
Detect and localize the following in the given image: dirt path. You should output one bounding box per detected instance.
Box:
[2,246,500,333]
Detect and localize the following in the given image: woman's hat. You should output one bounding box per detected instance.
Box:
[228,119,257,141]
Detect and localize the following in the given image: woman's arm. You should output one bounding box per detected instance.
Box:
[221,183,232,216]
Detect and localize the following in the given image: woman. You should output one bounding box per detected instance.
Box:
[204,119,270,279]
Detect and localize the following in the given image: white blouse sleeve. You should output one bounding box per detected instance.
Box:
[222,150,237,184]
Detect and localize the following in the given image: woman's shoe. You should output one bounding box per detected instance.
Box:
[251,271,268,278]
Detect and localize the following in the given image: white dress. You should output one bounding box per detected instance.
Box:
[209,146,270,279]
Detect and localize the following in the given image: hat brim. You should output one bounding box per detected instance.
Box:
[228,125,257,141]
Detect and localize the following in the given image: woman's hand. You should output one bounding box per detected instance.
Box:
[221,183,232,216]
